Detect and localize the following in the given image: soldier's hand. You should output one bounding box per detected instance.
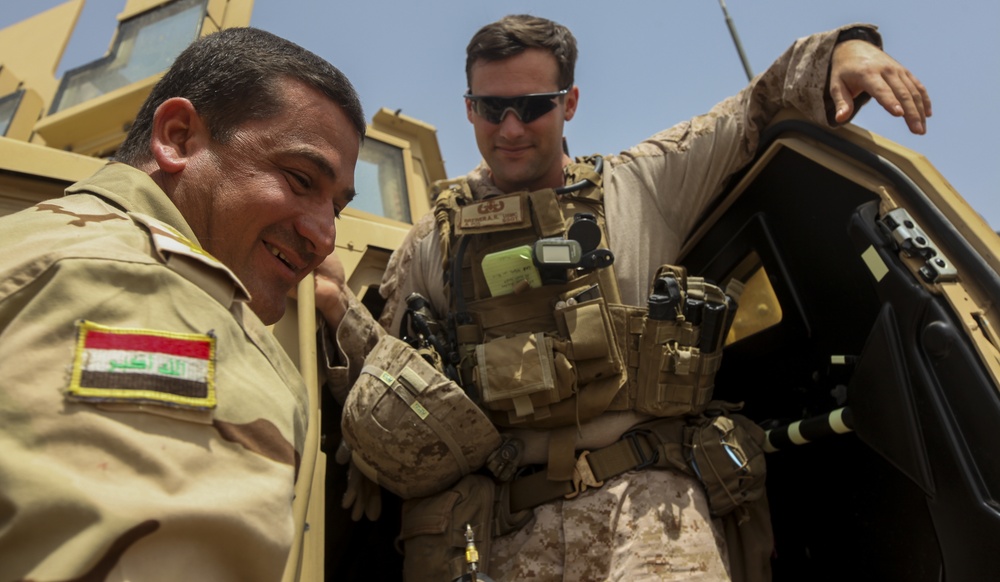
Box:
[830,39,931,135]
[336,439,382,521]
[291,251,350,330]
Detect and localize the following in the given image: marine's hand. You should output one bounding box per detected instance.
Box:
[336,440,382,522]
[290,251,350,330]
[830,39,931,134]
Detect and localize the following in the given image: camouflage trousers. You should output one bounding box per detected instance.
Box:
[489,469,731,581]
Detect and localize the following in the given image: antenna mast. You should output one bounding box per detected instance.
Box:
[718,0,754,81]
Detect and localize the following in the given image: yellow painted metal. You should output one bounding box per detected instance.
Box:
[119,0,173,21]
[0,0,84,108]
[116,0,252,31]
[33,75,159,156]
[372,107,447,222]
[30,0,255,155]
[215,0,254,28]
[336,210,412,293]
[3,89,43,142]
[0,68,20,96]
[0,138,106,218]
[0,138,105,184]
[279,274,325,582]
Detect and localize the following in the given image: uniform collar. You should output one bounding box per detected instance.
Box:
[65,162,201,245]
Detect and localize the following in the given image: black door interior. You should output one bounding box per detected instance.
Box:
[680,122,1000,581]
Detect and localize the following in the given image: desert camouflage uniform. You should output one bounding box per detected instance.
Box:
[0,163,308,582]
[376,24,882,581]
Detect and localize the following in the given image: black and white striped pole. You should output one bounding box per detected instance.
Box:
[764,407,855,453]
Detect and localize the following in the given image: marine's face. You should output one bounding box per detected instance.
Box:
[184,80,360,324]
[466,48,577,193]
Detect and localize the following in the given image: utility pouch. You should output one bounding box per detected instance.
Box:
[399,474,496,582]
[632,402,767,518]
[684,404,767,518]
[465,275,623,427]
[634,265,726,417]
[475,331,569,419]
[553,294,621,385]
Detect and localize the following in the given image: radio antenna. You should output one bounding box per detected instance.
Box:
[718,0,754,81]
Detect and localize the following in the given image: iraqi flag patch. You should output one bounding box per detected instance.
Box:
[68,320,217,410]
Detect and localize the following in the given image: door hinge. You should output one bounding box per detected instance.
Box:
[878,208,957,283]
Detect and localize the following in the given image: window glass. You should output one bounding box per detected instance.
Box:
[0,90,22,137]
[353,137,411,223]
[51,0,206,113]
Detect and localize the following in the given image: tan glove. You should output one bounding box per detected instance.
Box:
[336,439,382,521]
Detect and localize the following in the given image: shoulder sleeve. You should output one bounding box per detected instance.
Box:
[378,209,445,335]
[320,290,385,405]
[131,211,250,307]
[604,25,876,266]
[0,256,305,580]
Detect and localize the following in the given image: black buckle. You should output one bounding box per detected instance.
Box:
[622,429,659,470]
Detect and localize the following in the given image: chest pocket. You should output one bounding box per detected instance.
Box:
[457,271,624,429]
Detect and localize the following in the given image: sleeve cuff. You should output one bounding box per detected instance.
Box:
[836,26,882,49]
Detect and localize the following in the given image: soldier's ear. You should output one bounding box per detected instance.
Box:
[563,85,579,122]
[465,97,476,124]
[149,97,211,174]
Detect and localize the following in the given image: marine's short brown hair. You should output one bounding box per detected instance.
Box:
[465,14,578,91]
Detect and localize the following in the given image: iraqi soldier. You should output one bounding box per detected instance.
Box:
[0,27,364,581]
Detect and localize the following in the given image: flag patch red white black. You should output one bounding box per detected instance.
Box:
[68,320,217,410]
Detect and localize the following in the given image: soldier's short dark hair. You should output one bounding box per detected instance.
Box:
[116,27,365,165]
[465,14,578,91]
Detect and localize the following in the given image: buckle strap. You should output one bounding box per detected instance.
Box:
[506,430,660,513]
[565,451,604,499]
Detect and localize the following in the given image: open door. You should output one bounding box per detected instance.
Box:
[679,113,1000,581]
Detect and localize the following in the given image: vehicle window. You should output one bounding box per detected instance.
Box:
[0,90,21,136]
[725,252,783,346]
[50,0,207,114]
[353,137,411,223]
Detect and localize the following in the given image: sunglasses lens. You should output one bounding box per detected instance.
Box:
[519,96,558,123]
[472,94,559,124]
[473,98,508,123]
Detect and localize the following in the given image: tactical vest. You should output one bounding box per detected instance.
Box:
[434,157,730,430]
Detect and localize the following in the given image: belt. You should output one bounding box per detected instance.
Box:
[507,428,661,513]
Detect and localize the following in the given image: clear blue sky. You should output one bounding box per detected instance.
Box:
[4,0,998,228]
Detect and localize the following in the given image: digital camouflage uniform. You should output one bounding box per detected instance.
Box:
[0,163,308,582]
[377,25,881,582]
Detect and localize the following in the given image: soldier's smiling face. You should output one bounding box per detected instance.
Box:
[466,48,578,193]
[177,80,360,324]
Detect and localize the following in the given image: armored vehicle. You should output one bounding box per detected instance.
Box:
[2,2,997,580]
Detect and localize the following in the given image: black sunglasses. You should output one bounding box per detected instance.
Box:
[464,89,569,124]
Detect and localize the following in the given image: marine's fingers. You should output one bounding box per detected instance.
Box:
[829,77,856,124]
[880,69,926,134]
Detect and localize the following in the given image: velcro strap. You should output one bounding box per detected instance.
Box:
[546,427,577,482]
[360,364,470,475]
[528,189,565,237]
[509,470,574,512]
[585,432,658,479]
